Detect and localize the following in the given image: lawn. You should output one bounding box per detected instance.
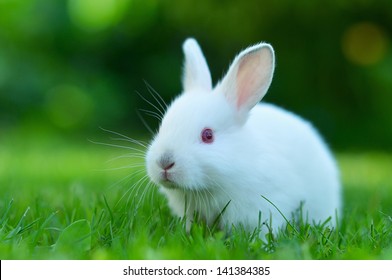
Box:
[0,127,391,260]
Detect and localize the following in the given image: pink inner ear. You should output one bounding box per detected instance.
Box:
[235,48,271,111]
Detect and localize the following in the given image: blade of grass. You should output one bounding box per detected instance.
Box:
[260,195,302,239]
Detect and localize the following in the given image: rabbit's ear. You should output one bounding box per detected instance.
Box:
[182,38,212,92]
[218,43,275,115]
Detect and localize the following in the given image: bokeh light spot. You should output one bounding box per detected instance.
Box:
[67,0,130,32]
[342,22,389,66]
[46,85,94,129]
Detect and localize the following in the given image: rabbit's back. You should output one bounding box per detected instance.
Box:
[246,102,341,223]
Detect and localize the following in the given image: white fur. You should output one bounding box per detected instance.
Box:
[182,38,212,92]
[146,38,341,234]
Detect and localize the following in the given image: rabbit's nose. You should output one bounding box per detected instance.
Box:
[158,152,175,170]
[163,162,175,170]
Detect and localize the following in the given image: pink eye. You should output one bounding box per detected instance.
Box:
[201,128,214,144]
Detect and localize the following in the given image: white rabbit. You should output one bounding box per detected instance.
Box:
[146,38,341,234]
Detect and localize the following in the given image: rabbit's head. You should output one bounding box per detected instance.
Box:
[146,38,275,191]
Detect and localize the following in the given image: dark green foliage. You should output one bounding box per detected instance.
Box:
[1,0,392,149]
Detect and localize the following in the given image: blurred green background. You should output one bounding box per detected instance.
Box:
[1,0,391,149]
[1,0,392,260]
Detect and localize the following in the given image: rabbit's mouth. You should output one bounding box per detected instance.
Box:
[160,182,178,190]
[159,171,180,189]
[159,178,181,190]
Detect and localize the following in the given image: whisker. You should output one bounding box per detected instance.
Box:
[135,90,165,118]
[89,140,146,154]
[136,109,156,136]
[109,137,148,148]
[114,177,138,206]
[143,80,168,112]
[106,153,146,162]
[132,175,153,207]
[115,171,147,207]
[207,175,232,203]
[139,109,163,121]
[201,190,209,222]
[148,181,157,204]
[196,189,202,221]
[92,125,155,216]
[185,190,193,219]
[101,164,145,172]
[99,127,148,148]
[139,181,151,203]
[107,171,141,193]
[205,188,219,214]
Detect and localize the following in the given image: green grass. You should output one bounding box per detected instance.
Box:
[1,128,392,260]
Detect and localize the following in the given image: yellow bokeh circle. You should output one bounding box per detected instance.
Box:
[68,0,130,32]
[342,22,389,66]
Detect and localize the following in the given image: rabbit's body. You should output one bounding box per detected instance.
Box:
[146,38,341,234]
[157,102,340,231]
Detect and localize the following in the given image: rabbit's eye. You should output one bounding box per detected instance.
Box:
[201,128,214,144]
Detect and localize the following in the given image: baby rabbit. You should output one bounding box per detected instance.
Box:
[146,38,341,234]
